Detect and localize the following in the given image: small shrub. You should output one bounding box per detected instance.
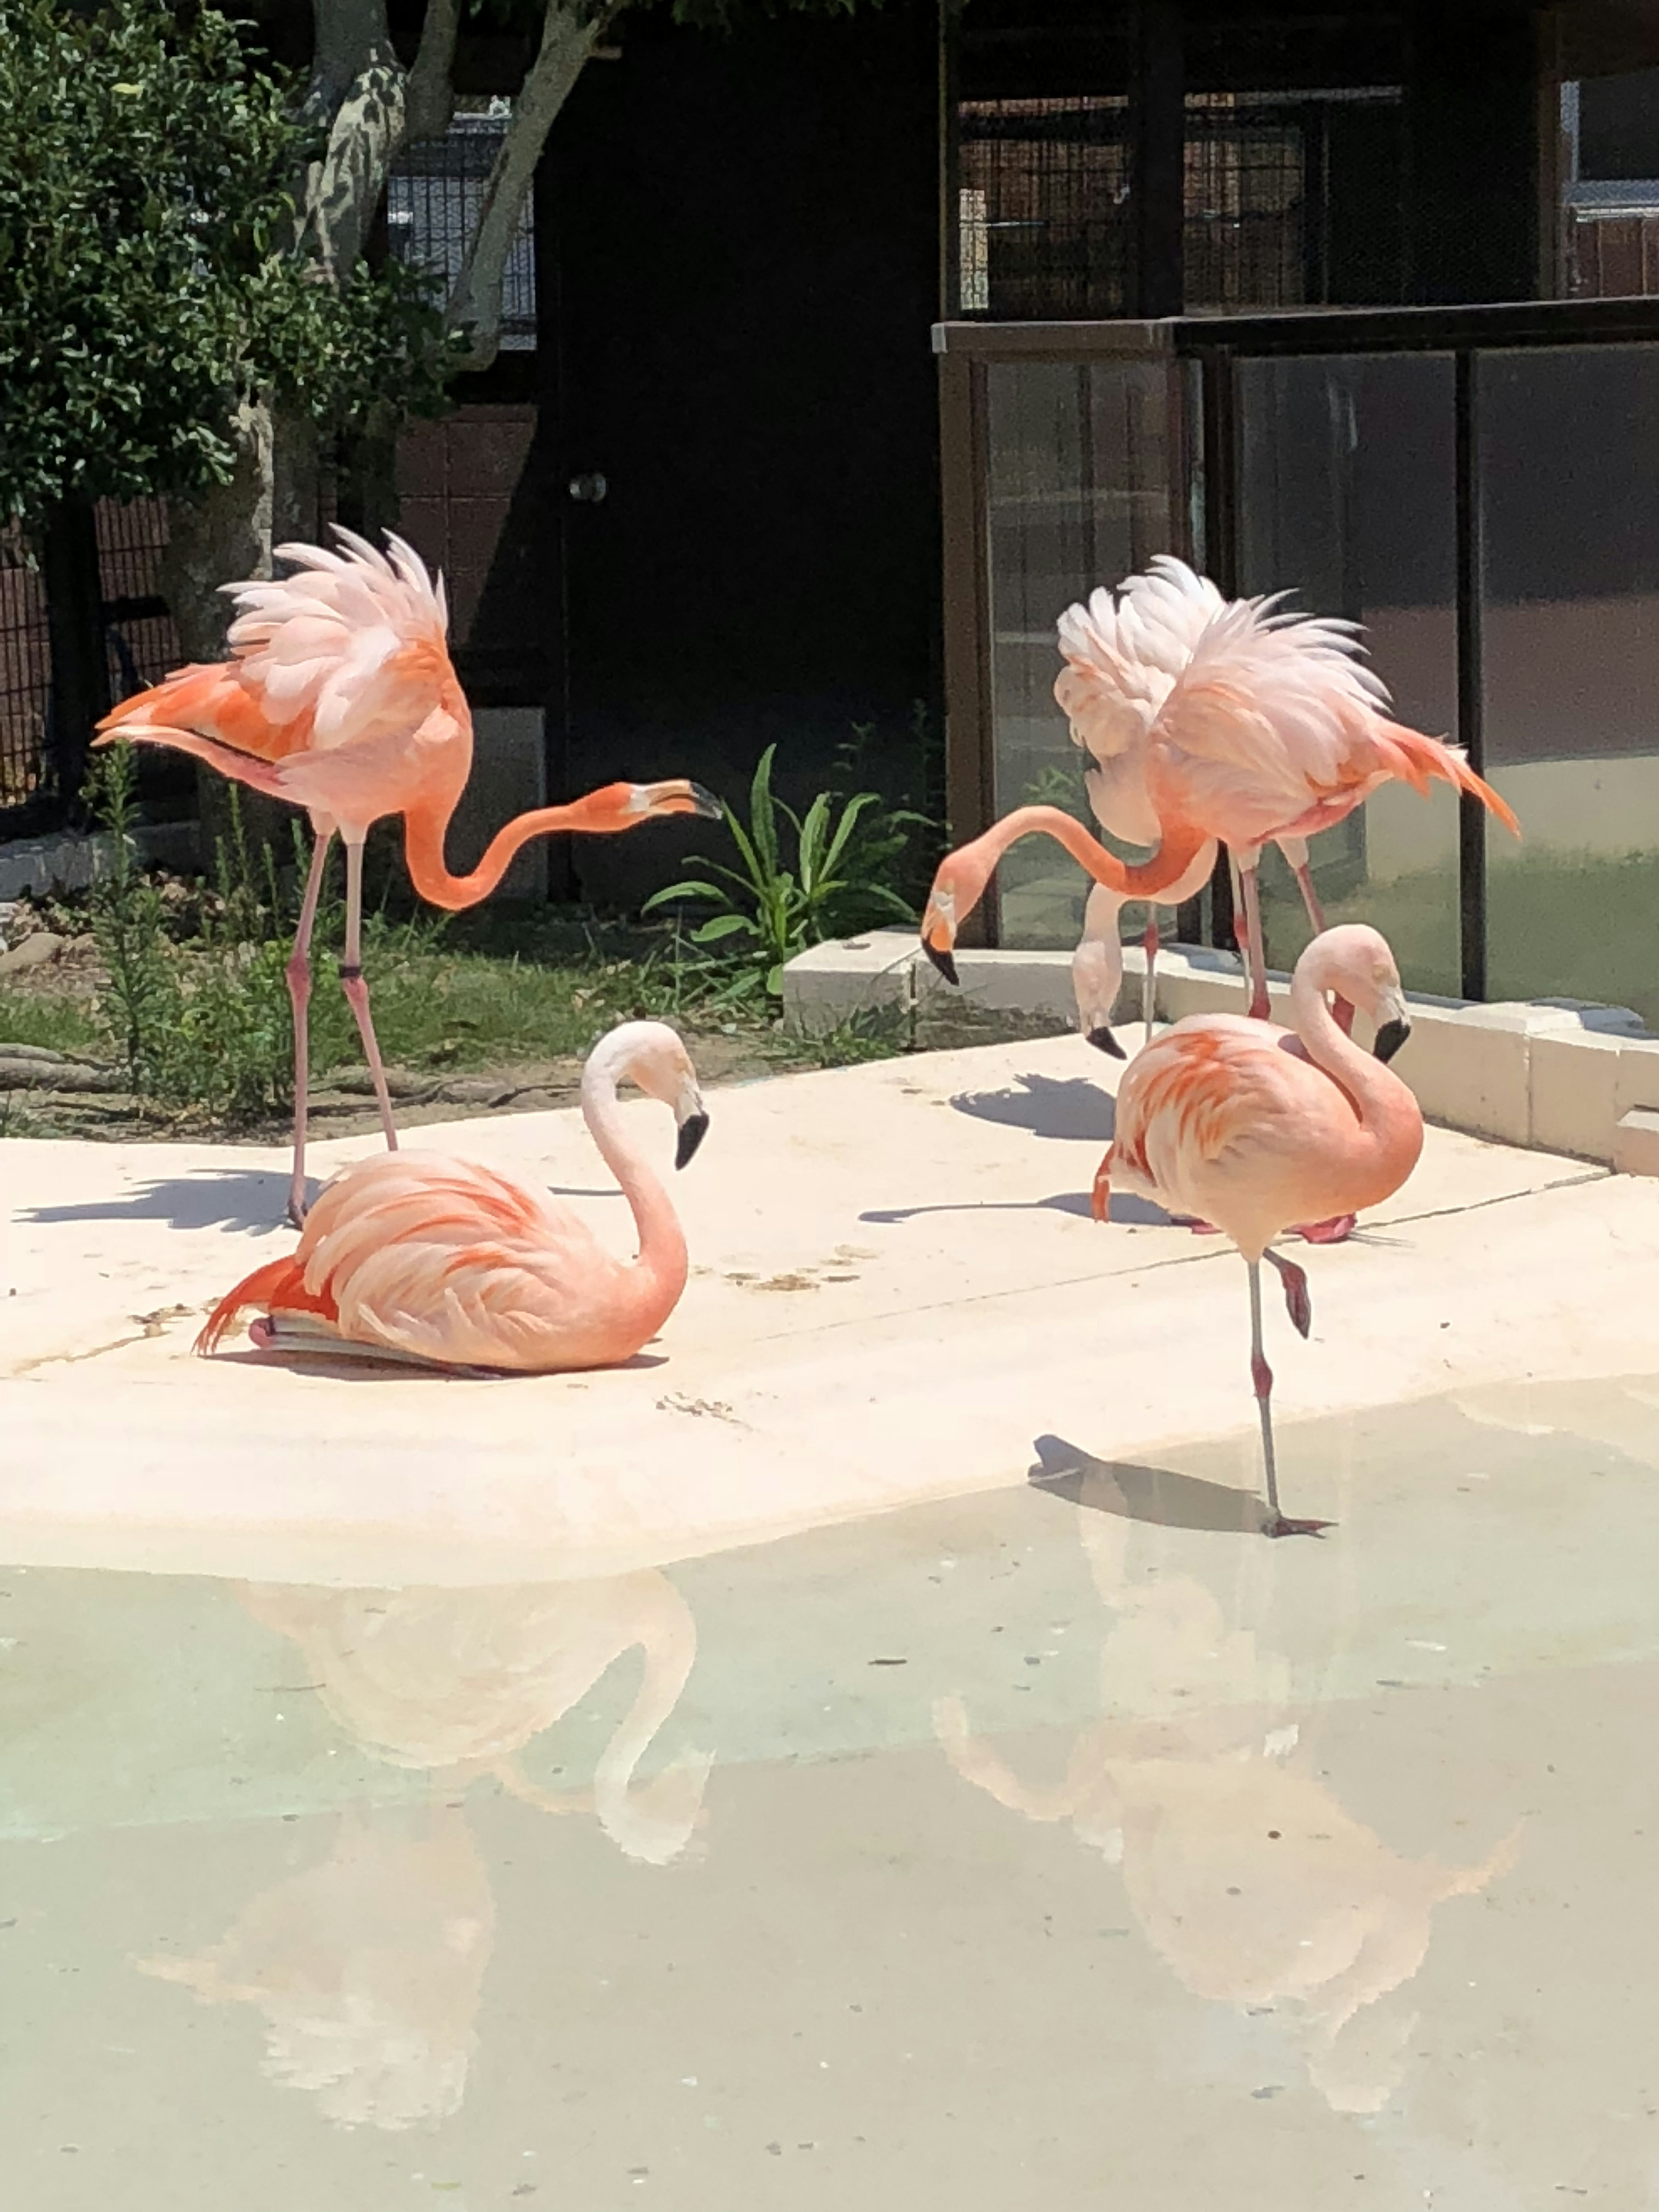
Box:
[643,742,925,1000]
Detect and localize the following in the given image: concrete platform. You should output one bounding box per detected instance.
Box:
[3,1030,1652,1588]
[784,930,1659,1168]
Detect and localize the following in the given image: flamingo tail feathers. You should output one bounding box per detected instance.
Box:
[196,1256,335,1356]
[94,721,294,803]
[1378,725,1521,837]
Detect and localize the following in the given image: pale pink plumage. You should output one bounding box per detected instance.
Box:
[1093,924,1425,1536]
[199,1022,708,1375]
[95,528,718,1228]
[1054,556,1519,1027]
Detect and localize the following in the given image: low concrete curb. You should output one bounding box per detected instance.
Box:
[782,929,1659,1173]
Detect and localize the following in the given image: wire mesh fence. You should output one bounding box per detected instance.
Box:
[386,105,537,351]
[956,87,1405,320]
[0,524,51,817]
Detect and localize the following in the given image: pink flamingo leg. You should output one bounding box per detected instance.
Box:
[339,836,400,1160]
[1264,1246,1312,1336]
[1237,862,1272,1022]
[286,834,334,1229]
[1248,1256,1331,1539]
[1141,909,1159,1036]
[1291,855,1355,1039]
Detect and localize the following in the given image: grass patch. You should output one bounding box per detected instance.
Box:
[0,988,100,1058]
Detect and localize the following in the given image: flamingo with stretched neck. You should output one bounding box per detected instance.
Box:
[198,1021,708,1374]
[95,527,720,1226]
[919,805,1216,1056]
[1092,924,1424,1536]
[1054,555,1519,1026]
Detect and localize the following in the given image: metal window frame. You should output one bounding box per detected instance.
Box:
[934,294,1659,992]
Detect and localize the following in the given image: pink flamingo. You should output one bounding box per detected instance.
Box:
[198,1020,708,1374]
[920,805,1217,1057]
[1091,924,1424,1537]
[1054,556,1520,1025]
[95,527,719,1225]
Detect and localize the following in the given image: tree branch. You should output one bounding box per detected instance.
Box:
[406,0,462,145]
[445,0,624,369]
[305,0,410,279]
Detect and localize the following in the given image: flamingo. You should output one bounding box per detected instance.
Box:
[1054,555,1520,1026]
[94,526,721,1226]
[197,1020,708,1375]
[919,804,1217,1058]
[1091,924,1424,1537]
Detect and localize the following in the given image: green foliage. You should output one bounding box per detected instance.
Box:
[0,0,455,527]
[828,700,942,911]
[1020,760,1093,822]
[84,741,181,1097]
[642,743,922,999]
[84,747,329,1121]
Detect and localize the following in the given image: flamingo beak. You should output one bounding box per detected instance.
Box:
[920,893,959,986]
[1086,1026,1126,1059]
[637,780,724,821]
[674,1084,710,1169]
[1373,985,1411,1065]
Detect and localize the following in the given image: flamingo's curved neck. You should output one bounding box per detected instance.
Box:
[579,1046,689,1336]
[969,806,1214,903]
[593,1587,699,1805]
[401,787,632,912]
[1288,959,1417,1157]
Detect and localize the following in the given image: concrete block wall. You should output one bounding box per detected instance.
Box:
[783,930,1659,1173]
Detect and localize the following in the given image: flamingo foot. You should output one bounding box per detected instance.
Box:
[1295,1214,1357,1246]
[1262,1513,1335,1540]
[1171,1214,1223,1235]
[286,1189,309,1231]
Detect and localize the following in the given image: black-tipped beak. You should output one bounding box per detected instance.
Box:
[1373,1017,1411,1065]
[688,783,722,821]
[1086,1025,1126,1059]
[675,1110,710,1170]
[924,940,959,988]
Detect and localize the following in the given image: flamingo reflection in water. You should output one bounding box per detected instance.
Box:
[934,1495,1519,2114]
[135,1572,709,2131]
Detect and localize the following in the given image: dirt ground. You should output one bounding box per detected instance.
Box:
[0,923,1074,1144]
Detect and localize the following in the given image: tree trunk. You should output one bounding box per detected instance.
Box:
[447,0,613,369]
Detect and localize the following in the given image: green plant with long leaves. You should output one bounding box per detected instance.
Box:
[644,744,922,998]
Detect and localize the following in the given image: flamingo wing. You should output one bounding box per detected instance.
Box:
[1112,1019,1306,1201]
[292,1151,617,1373]
[97,528,457,776]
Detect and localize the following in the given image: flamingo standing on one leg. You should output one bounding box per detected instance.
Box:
[1053,556,1519,1026]
[94,527,721,1226]
[197,1021,709,1374]
[1091,924,1424,1537]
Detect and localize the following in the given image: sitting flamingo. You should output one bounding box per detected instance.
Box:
[198,1021,708,1374]
[1054,555,1519,1025]
[95,527,720,1225]
[1091,925,1424,1537]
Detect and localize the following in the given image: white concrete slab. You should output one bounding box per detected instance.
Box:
[1,1031,1646,1589]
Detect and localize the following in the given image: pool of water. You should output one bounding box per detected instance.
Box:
[6,1376,1659,2209]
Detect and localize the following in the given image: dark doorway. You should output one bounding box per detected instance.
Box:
[544,0,943,906]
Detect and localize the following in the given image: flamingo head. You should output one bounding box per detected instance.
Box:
[925,845,1000,986]
[573,780,723,830]
[1303,924,1412,1062]
[609,1020,710,1168]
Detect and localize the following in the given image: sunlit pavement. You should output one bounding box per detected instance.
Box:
[4,1033,1658,2205]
